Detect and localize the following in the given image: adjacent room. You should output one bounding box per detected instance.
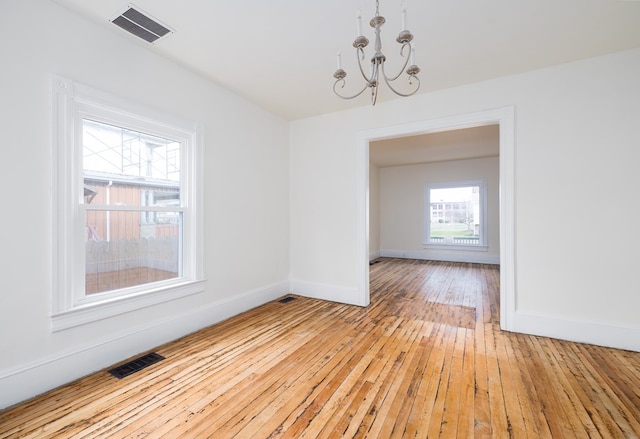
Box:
[1,0,639,437]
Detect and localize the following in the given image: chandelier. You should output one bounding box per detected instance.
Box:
[333,0,420,105]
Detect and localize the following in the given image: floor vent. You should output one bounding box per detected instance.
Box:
[108,352,165,379]
[279,296,296,303]
[111,6,173,43]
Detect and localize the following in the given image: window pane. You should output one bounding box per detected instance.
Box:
[85,210,181,295]
[429,186,480,245]
[83,119,181,205]
[82,119,183,295]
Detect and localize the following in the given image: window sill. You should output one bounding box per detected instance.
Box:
[423,243,488,252]
[51,279,206,332]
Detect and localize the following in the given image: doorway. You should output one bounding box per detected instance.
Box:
[356,107,515,331]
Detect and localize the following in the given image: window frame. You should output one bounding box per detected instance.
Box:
[52,76,205,331]
[423,179,488,252]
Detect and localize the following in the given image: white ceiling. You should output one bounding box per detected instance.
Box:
[53,0,640,121]
[370,125,499,167]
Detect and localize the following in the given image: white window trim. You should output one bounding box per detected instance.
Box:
[423,179,488,252]
[51,76,205,331]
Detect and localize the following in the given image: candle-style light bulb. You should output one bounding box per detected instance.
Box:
[410,43,416,65]
[401,1,407,30]
[356,10,363,36]
[337,51,342,70]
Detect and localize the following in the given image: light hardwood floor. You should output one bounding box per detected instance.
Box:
[1,258,639,438]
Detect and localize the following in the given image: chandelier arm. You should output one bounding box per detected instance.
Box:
[382,43,412,82]
[355,48,372,82]
[381,63,421,97]
[333,79,370,100]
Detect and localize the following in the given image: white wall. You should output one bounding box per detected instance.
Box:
[290,48,640,352]
[0,0,289,408]
[379,156,500,264]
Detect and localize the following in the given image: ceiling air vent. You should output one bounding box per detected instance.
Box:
[111,5,172,43]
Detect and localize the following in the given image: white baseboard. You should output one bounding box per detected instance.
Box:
[510,310,640,352]
[369,250,381,261]
[380,249,500,265]
[290,279,362,306]
[0,280,289,410]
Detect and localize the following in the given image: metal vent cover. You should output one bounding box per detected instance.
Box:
[111,5,173,43]
[108,352,165,379]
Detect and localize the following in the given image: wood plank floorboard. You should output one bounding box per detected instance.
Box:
[1,258,639,438]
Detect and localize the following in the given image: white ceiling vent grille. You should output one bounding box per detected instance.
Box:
[111,5,173,43]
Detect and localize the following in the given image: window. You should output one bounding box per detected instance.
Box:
[424,180,487,251]
[52,76,204,331]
